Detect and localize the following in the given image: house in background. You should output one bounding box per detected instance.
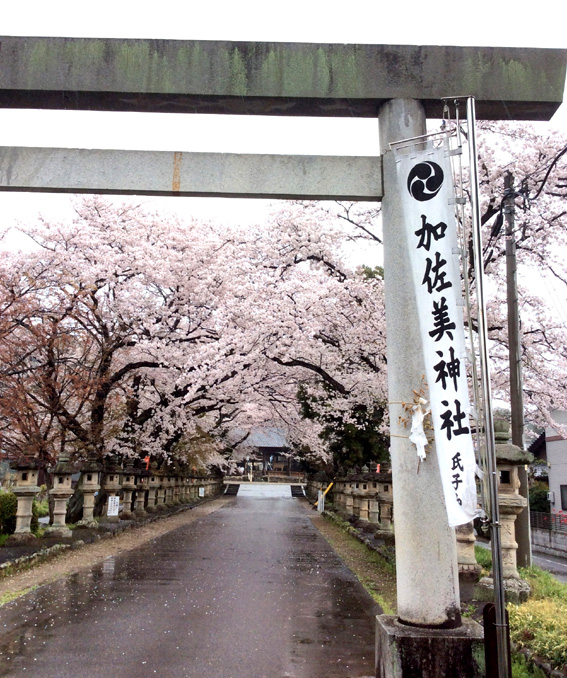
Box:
[528,430,548,480]
[245,428,296,476]
[545,410,567,513]
[231,427,304,479]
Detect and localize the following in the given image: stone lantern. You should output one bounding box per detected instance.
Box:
[78,455,102,527]
[168,465,180,506]
[356,477,371,521]
[47,451,75,538]
[495,420,533,581]
[181,472,191,504]
[134,468,149,517]
[120,461,137,520]
[375,471,394,538]
[477,418,533,603]
[7,458,40,542]
[155,465,168,510]
[146,463,161,512]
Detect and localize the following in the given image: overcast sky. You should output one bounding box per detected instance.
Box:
[1,0,566,231]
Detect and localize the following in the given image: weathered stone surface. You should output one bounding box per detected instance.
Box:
[376,615,485,678]
[0,147,382,200]
[496,442,534,464]
[0,37,565,120]
[475,576,531,604]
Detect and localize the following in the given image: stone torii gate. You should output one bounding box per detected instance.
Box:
[1,37,566,677]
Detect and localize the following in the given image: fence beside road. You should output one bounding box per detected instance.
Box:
[531,511,567,557]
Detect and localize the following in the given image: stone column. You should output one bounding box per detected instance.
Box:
[156,472,168,510]
[172,475,181,505]
[376,97,484,678]
[167,475,176,505]
[369,494,380,524]
[359,481,370,522]
[352,488,362,518]
[334,480,344,510]
[181,475,191,503]
[376,473,394,535]
[456,522,482,602]
[344,482,354,516]
[379,98,461,628]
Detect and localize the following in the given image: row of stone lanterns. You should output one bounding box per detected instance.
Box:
[307,466,395,537]
[6,455,224,541]
[334,469,395,537]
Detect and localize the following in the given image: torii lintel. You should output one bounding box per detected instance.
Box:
[1,37,566,121]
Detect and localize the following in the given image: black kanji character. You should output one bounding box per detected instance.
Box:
[451,451,464,473]
[414,215,448,251]
[440,399,470,441]
[422,251,452,294]
[433,347,460,390]
[452,472,463,491]
[429,297,456,342]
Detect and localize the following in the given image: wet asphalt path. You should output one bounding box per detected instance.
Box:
[0,485,378,678]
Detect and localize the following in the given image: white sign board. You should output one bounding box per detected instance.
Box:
[107,495,120,516]
[198,487,205,498]
[395,141,477,526]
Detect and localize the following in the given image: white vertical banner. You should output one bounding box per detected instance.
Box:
[395,141,477,526]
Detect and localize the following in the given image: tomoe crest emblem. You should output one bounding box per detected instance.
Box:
[407,161,444,201]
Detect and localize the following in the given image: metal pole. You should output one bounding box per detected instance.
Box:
[505,171,524,446]
[467,96,510,678]
[504,171,532,568]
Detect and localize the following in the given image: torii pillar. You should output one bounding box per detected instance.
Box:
[377,98,484,677]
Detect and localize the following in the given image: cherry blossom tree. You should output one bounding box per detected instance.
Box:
[3,120,559,473]
[320,121,567,434]
[473,122,567,432]
[0,197,388,469]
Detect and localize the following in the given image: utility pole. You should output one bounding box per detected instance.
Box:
[504,171,532,568]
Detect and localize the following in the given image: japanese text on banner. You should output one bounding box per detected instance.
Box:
[396,142,477,527]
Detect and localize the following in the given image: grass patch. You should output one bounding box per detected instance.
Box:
[508,565,567,671]
[474,544,492,574]
[519,565,567,602]
[508,598,567,670]
[0,585,38,607]
[511,653,547,678]
[33,498,49,519]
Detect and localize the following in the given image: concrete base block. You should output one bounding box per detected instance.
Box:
[475,576,531,604]
[75,519,99,529]
[44,526,73,539]
[376,615,485,678]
